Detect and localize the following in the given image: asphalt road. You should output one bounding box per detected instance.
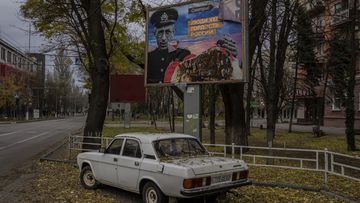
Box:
[0,117,85,176]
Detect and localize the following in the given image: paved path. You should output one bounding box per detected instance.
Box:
[0,116,85,177]
[106,119,346,136]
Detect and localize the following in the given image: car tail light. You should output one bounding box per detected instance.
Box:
[183,177,211,189]
[232,170,248,181]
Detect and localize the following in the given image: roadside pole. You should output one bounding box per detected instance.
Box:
[183,85,202,141]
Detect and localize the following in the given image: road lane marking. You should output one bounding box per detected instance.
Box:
[0,131,49,151]
[0,132,18,137]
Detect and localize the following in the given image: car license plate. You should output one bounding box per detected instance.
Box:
[212,174,231,184]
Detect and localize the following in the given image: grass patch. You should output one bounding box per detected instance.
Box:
[202,127,360,156]
[102,127,167,138]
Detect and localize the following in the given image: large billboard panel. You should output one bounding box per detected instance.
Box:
[145,0,246,86]
[110,75,146,103]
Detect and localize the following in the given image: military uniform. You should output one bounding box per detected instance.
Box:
[147,48,190,83]
[147,8,191,84]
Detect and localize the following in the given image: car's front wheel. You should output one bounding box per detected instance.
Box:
[80,166,99,189]
[142,182,167,203]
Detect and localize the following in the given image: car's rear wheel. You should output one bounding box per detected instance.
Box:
[142,182,167,203]
[80,166,99,189]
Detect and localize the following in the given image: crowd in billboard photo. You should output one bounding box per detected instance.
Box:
[146,0,244,85]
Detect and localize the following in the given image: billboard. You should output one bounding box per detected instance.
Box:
[110,75,146,103]
[145,0,246,86]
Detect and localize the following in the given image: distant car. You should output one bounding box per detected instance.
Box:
[77,133,251,203]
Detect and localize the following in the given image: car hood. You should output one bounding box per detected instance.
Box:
[162,156,247,175]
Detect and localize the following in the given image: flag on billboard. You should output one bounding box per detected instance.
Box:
[219,0,242,23]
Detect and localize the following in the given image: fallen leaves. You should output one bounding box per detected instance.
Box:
[30,161,117,202]
[26,161,360,203]
[229,186,343,203]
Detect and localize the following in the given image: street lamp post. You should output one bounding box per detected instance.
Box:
[14,94,19,120]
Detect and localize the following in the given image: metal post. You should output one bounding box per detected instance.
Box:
[324,148,328,188]
[232,143,235,159]
[331,153,334,173]
[28,23,31,53]
[68,135,71,160]
[183,85,202,140]
[224,145,226,158]
[240,147,243,160]
[316,151,319,170]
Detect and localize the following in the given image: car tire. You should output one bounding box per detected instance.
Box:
[142,182,168,203]
[80,166,99,189]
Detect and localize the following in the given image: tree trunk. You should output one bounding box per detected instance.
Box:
[220,84,247,147]
[209,85,217,144]
[319,69,329,131]
[245,0,269,137]
[345,0,357,151]
[266,103,277,165]
[345,83,356,150]
[83,0,110,151]
[289,60,299,132]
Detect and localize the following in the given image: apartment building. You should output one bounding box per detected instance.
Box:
[297,0,360,128]
[0,37,38,118]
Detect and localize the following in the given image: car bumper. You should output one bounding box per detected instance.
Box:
[180,179,252,197]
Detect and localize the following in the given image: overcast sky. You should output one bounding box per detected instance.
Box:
[0,1,86,88]
[0,1,46,53]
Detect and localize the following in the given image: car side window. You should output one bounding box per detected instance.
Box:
[122,139,142,158]
[105,139,124,155]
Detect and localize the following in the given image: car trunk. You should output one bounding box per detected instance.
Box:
[163,156,245,175]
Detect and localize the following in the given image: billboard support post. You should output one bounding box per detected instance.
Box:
[124,103,131,129]
[183,85,202,140]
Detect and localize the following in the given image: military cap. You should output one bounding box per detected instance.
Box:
[150,8,178,28]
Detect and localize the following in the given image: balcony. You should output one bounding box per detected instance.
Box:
[306,0,325,16]
[330,9,350,26]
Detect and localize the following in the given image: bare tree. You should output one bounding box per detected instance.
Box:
[257,0,298,148]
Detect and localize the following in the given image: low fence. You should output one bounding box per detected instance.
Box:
[69,135,360,186]
[203,143,360,185]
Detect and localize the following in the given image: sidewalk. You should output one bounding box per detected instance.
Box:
[249,119,346,135]
[105,119,347,136]
[0,116,81,125]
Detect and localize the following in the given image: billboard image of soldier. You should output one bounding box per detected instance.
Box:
[146,0,244,85]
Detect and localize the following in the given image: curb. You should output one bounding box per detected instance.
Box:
[39,128,83,165]
[252,181,320,192]
[0,117,66,125]
[320,190,359,203]
[250,181,359,203]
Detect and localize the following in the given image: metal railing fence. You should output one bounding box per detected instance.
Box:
[69,135,360,186]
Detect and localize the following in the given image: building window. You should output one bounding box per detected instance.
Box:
[13,55,17,65]
[7,51,11,63]
[332,97,341,111]
[0,47,5,61]
[334,1,348,14]
[19,58,22,69]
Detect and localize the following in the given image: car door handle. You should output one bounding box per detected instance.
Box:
[134,161,139,166]
[113,158,118,162]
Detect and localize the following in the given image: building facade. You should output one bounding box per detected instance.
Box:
[297,0,360,128]
[0,38,38,119]
[28,53,46,116]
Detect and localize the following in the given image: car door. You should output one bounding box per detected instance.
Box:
[94,138,124,186]
[117,138,142,190]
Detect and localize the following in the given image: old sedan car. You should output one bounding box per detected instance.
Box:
[77,133,251,203]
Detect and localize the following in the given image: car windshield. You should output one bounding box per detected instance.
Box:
[153,138,208,159]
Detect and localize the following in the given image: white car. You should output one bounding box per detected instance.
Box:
[77,133,251,203]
